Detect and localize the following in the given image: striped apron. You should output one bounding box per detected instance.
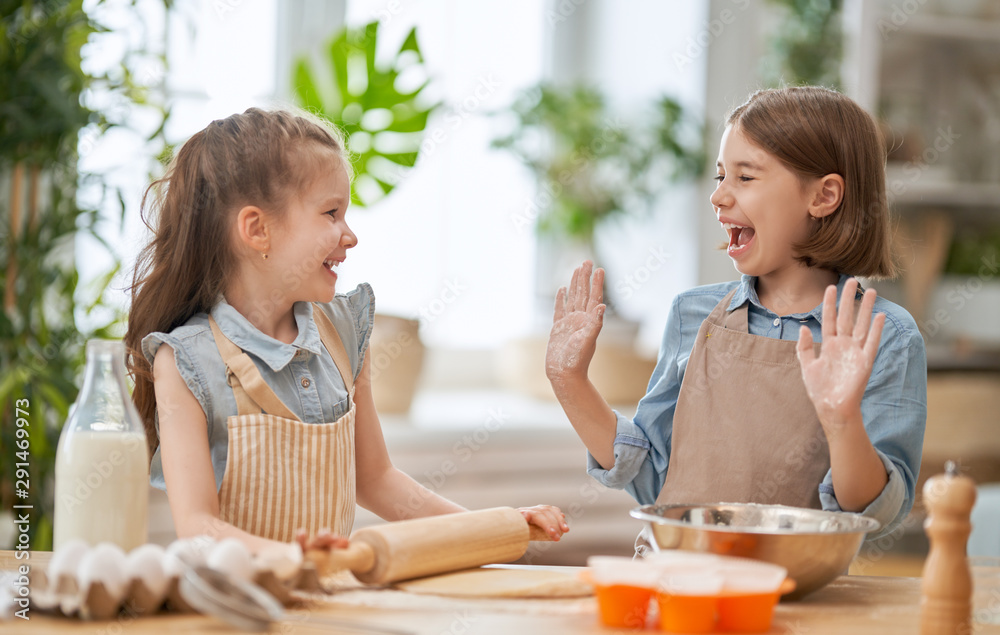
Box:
[208,305,356,541]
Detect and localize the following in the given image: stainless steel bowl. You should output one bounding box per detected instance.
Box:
[631,503,881,599]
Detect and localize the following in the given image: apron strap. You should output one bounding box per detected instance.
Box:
[312,304,355,393]
[705,287,744,330]
[723,297,749,331]
[208,315,300,420]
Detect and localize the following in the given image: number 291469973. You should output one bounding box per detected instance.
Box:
[14,399,31,499]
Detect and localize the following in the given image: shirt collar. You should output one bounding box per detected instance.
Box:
[727,273,863,322]
[211,299,324,371]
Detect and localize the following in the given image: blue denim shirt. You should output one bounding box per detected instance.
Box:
[587,274,927,539]
[141,283,375,493]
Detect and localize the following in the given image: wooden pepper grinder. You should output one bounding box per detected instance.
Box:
[920,460,977,635]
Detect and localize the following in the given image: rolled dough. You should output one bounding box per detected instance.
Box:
[393,568,593,598]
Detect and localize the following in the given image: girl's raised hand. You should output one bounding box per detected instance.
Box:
[518,504,569,541]
[796,278,885,431]
[546,261,606,383]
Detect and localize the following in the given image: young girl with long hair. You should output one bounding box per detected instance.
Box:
[546,86,925,541]
[125,108,567,557]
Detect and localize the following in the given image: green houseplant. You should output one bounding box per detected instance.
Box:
[762,0,844,87]
[491,83,705,281]
[491,84,705,404]
[292,21,436,208]
[291,20,436,413]
[0,0,168,549]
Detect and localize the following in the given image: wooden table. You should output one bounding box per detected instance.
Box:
[3,550,998,634]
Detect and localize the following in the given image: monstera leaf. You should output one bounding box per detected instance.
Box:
[292,21,436,208]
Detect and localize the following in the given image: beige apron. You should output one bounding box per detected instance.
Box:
[655,288,831,509]
[208,305,356,542]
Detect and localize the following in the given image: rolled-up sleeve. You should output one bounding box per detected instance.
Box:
[818,316,927,540]
[586,296,688,504]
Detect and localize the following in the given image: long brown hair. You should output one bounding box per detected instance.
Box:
[727,86,897,279]
[124,107,349,460]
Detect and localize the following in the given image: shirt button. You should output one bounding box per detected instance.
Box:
[301,377,311,388]
[773,318,780,326]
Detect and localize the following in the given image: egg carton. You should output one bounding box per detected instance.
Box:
[30,537,326,620]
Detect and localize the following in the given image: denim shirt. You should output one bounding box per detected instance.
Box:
[587,274,927,539]
[141,283,375,493]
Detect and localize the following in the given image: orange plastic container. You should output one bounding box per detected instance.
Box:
[647,551,791,634]
[656,592,719,633]
[587,553,792,633]
[587,556,661,629]
[594,583,654,629]
[655,587,786,633]
[716,590,783,633]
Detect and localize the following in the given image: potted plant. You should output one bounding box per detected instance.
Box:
[761,0,844,88]
[291,21,436,414]
[491,83,705,306]
[491,83,705,402]
[0,0,167,549]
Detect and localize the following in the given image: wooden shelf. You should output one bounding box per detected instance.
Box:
[889,182,1000,208]
[900,14,1000,42]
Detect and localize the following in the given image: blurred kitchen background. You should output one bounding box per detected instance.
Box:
[3,0,1000,572]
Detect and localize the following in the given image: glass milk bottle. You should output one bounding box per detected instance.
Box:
[54,339,149,550]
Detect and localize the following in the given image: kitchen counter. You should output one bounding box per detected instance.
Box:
[3,550,999,634]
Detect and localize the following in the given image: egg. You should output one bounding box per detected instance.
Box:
[207,538,254,581]
[77,542,128,601]
[163,536,214,577]
[125,543,169,597]
[253,542,303,581]
[48,539,89,585]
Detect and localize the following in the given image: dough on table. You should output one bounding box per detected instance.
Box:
[393,567,593,598]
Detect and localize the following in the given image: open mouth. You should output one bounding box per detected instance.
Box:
[722,222,755,256]
[322,259,342,276]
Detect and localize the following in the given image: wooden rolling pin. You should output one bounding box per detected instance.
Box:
[304,507,553,584]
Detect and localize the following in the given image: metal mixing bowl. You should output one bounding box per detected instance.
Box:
[631,503,882,599]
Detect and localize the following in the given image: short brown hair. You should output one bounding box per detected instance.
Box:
[124,107,350,460]
[727,86,897,279]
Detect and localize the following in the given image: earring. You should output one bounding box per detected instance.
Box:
[261,252,269,260]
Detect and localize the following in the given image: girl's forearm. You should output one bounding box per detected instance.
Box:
[176,512,294,554]
[823,410,889,512]
[359,466,466,521]
[549,374,618,469]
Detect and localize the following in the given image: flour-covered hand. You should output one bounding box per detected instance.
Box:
[796,278,885,430]
[545,261,606,383]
